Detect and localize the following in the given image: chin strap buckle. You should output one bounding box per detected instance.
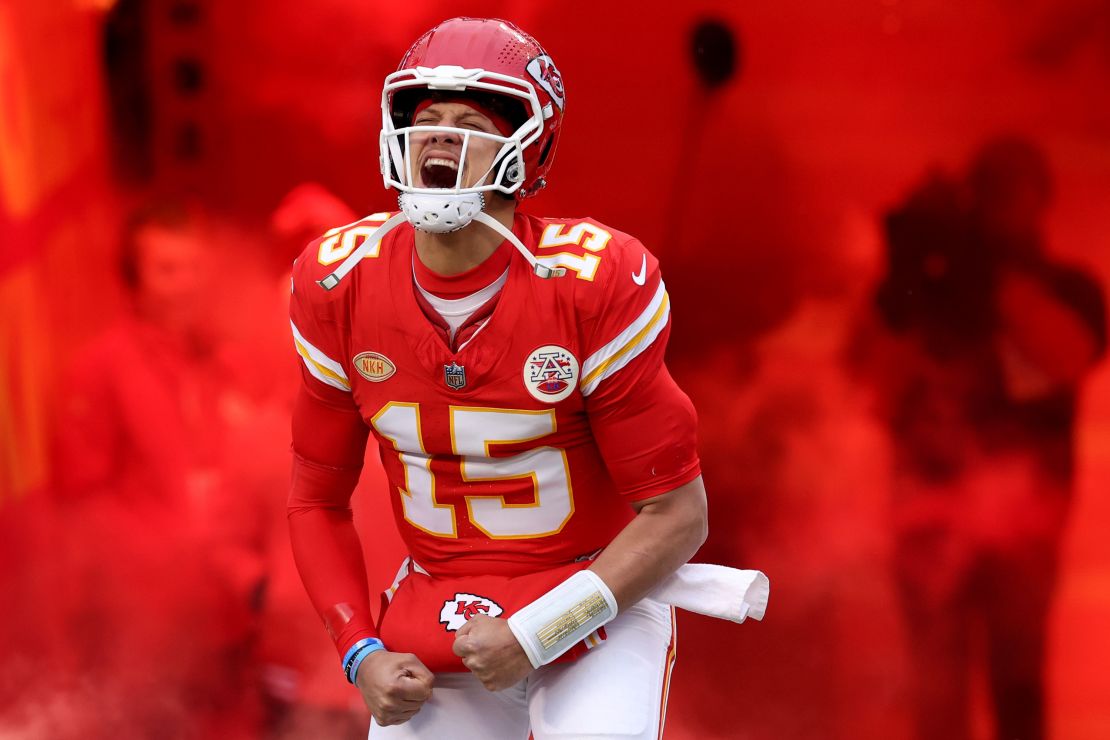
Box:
[533,263,567,279]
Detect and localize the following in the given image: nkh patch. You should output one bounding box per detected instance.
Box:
[444,361,466,390]
[523,345,579,403]
[440,593,505,632]
[352,351,395,382]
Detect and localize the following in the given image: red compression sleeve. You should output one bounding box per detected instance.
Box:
[288,384,376,657]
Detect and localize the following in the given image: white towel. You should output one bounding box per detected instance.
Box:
[647,564,770,623]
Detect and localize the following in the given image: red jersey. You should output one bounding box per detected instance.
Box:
[288,211,699,655]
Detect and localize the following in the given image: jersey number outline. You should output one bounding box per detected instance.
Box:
[371,403,574,540]
[535,222,613,281]
[317,213,391,266]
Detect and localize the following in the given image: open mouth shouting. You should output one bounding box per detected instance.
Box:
[420,156,461,189]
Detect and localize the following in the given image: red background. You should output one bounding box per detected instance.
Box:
[2,1,1109,738]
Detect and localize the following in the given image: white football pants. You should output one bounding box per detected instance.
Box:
[369,599,676,740]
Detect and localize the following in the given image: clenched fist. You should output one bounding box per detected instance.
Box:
[452,615,534,691]
[355,650,435,726]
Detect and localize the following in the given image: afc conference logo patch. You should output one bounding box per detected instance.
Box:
[523,345,579,403]
[352,351,395,382]
[439,593,504,632]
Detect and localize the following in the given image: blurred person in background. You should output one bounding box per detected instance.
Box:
[51,201,270,738]
[852,135,1107,739]
[270,183,361,275]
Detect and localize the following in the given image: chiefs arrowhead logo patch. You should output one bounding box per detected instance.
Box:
[439,593,504,632]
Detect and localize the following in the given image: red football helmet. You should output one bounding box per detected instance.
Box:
[380,17,565,211]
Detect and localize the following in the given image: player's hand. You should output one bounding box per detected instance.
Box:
[452,615,534,691]
[354,650,434,726]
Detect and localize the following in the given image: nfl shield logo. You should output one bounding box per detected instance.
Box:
[444,362,467,390]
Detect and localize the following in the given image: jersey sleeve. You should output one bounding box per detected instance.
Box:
[289,242,355,408]
[578,236,670,397]
[579,231,701,500]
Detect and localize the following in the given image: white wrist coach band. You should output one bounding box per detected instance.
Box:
[506,569,619,669]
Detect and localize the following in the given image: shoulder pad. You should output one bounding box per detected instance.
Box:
[290,212,398,299]
[532,216,651,288]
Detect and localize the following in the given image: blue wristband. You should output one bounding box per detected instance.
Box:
[343,638,386,684]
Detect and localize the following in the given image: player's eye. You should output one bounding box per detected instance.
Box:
[459,118,492,133]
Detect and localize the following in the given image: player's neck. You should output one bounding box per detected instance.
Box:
[414,200,516,276]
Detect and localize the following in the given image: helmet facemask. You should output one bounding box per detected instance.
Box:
[385,124,526,233]
[380,66,544,233]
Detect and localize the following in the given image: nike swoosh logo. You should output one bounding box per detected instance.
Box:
[631,254,647,286]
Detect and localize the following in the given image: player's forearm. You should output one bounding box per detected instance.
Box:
[506,476,705,669]
[288,383,376,657]
[288,505,378,654]
[588,475,708,612]
[288,445,377,657]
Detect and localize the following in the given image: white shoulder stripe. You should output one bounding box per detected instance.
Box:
[581,280,670,396]
[290,319,351,391]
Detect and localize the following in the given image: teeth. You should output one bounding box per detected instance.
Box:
[425,158,458,170]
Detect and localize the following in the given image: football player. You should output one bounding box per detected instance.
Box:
[289,17,723,738]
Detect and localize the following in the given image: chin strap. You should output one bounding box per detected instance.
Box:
[317,210,566,291]
[472,212,566,279]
